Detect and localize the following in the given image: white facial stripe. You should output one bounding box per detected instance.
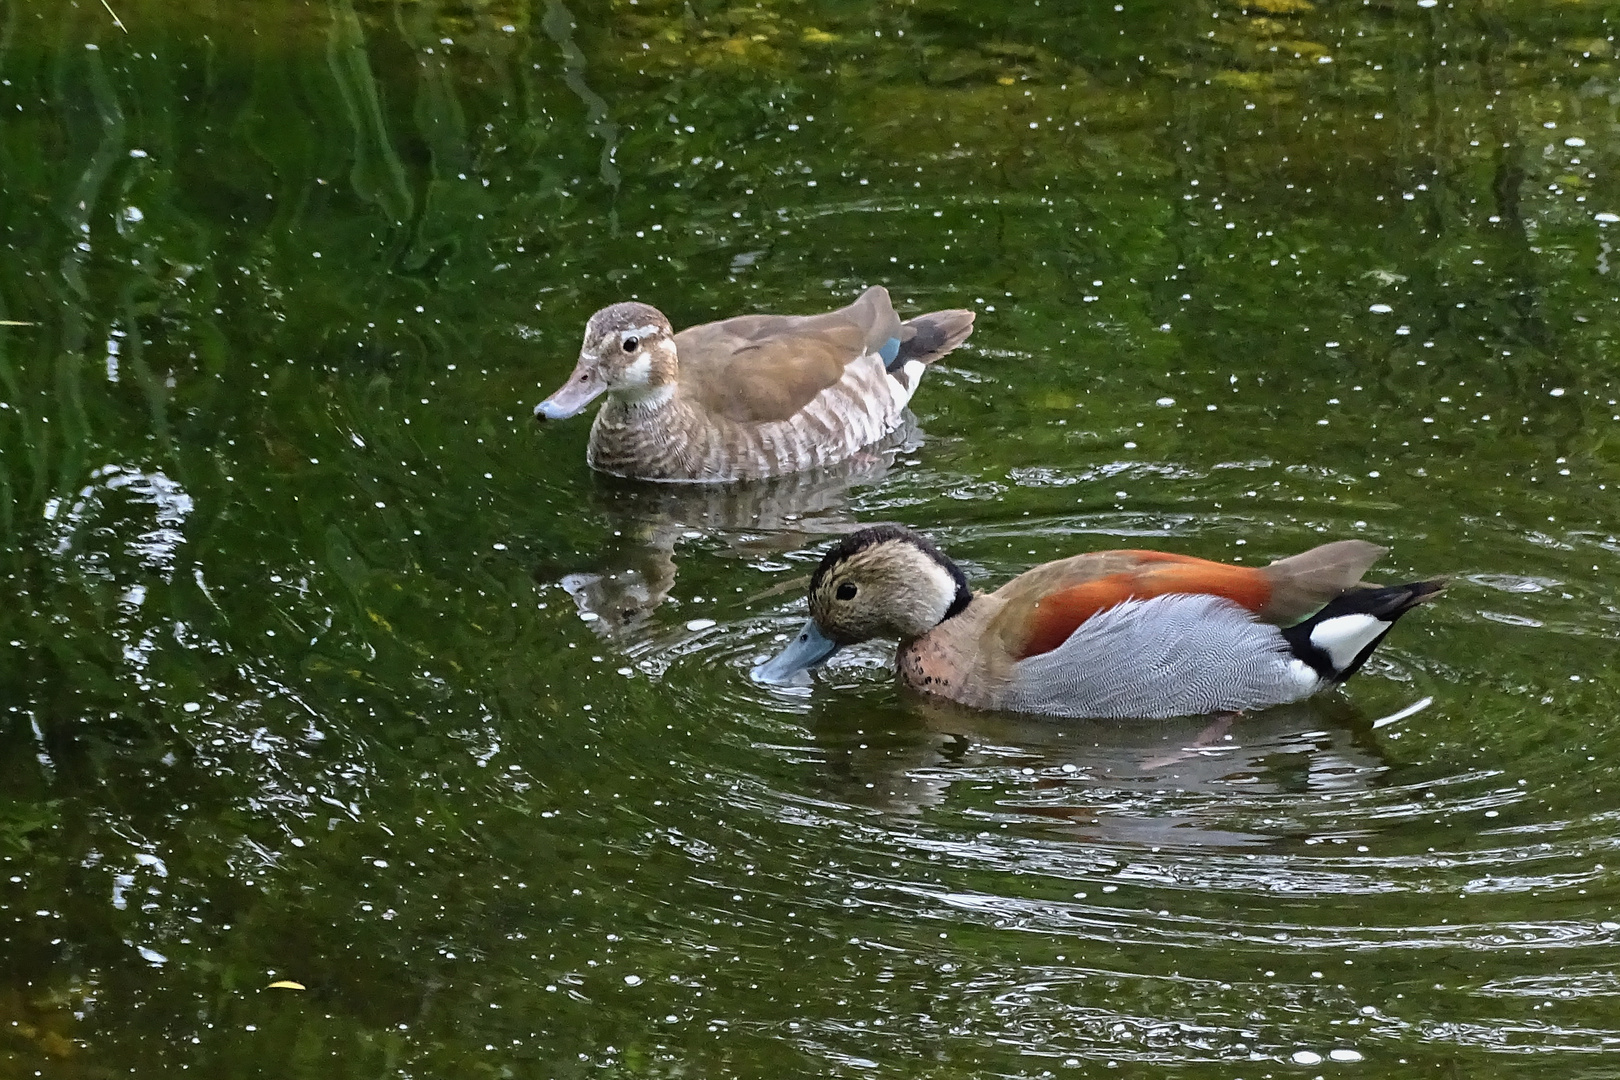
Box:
[619,323,661,344]
[878,542,959,635]
[617,353,653,388]
[1309,613,1385,671]
[907,552,958,615]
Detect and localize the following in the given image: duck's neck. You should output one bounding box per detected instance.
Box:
[589,387,700,479]
[597,384,681,428]
[612,383,677,412]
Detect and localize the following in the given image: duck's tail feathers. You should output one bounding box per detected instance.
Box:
[1282,578,1446,684]
[1259,539,1387,622]
[893,309,975,371]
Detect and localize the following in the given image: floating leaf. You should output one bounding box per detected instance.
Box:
[1245,17,1291,36]
[1279,38,1331,60]
[36,1031,75,1058]
[1563,37,1611,56]
[267,980,306,990]
[1213,70,1277,91]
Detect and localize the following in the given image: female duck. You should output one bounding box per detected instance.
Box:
[534,287,973,482]
[754,525,1443,720]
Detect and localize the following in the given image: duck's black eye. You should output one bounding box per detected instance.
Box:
[835,583,857,601]
[622,336,639,353]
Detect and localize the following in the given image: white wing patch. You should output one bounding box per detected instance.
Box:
[1309,613,1386,672]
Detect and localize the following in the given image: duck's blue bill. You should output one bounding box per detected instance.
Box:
[751,619,839,684]
[534,362,606,420]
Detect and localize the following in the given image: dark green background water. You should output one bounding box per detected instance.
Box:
[2,0,1619,1075]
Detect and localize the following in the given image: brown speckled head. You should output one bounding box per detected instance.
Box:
[535,302,679,420]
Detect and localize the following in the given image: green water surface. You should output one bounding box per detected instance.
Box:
[2,0,1619,1076]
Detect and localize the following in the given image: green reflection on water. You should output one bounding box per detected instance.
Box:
[2,0,1619,1075]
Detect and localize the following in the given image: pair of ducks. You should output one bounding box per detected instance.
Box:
[536,289,1443,720]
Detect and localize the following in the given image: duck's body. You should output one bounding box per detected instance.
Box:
[536,287,973,482]
[754,526,1443,720]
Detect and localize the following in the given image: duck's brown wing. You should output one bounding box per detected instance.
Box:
[672,286,903,423]
[984,541,1384,662]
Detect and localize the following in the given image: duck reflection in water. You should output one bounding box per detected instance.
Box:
[534,419,922,640]
[802,692,1404,850]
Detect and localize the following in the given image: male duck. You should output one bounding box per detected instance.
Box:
[754,525,1444,720]
[534,287,973,482]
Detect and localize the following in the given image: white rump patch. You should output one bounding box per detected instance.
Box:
[887,359,928,407]
[1288,658,1327,695]
[1309,613,1386,672]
